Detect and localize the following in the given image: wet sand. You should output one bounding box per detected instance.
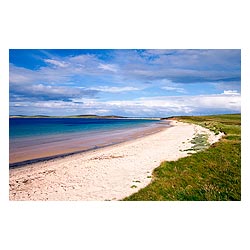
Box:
[9,120,223,201]
[10,121,170,166]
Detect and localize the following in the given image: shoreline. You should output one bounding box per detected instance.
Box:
[9,121,171,167]
[9,120,223,201]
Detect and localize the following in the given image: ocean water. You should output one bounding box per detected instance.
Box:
[10,118,170,166]
[10,118,159,139]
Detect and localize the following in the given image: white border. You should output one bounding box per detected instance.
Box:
[1,1,249,250]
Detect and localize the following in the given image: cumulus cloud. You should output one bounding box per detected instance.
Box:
[161,86,185,93]
[9,49,241,116]
[9,64,71,84]
[10,83,99,102]
[223,90,240,95]
[98,63,118,72]
[11,91,241,117]
[88,86,141,93]
[111,94,239,111]
[10,50,241,88]
[44,59,68,68]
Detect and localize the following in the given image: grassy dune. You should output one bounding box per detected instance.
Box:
[124,114,241,201]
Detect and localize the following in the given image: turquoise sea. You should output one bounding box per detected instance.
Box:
[10,118,170,167]
[10,118,158,139]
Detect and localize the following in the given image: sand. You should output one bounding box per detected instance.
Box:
[9,120,223,201]
[9,121,170,165]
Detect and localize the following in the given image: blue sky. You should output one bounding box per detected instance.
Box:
[9,49,241,117]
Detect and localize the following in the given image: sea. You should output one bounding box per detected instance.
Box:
[9,118,170,167]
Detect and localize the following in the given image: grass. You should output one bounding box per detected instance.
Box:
[182,133,209,153]
[123,114,241,201]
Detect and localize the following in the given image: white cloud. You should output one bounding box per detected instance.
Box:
[30,84,78,95]
[107,93,241,114]
[89,86,140,93]
[9,64,70,84]
[10,50,241,117]
[158,79,186,93]
[11,92,241,117]
[98,63,118,72]
[68,54,97,64]
[161,86,185,93]
[44,59,68,68]
[223,90,240,95]
[143,49,175,56]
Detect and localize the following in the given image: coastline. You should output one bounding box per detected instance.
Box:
[9,120,223,201]
[10,121,170,166]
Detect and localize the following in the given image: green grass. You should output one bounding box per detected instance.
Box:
[182,133,209,153]
[123,114,241,201]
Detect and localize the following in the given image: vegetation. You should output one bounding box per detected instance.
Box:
[182,133,209,153]
[124,114,241,201]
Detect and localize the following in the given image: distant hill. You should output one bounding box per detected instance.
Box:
[67,115,126,119]
[10,115,51,118]
[9,114,126,119]
[9,114,163,120]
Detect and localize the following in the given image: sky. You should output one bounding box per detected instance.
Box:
[9,49,241,117]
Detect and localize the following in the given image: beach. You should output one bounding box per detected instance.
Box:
[9,120,223,201]
[9,118,164,166]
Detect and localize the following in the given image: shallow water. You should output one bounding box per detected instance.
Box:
[9,118,170,166]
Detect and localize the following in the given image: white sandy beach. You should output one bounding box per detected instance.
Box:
[9,121,223,201]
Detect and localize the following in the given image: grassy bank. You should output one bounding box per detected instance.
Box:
[124,114,241,201]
